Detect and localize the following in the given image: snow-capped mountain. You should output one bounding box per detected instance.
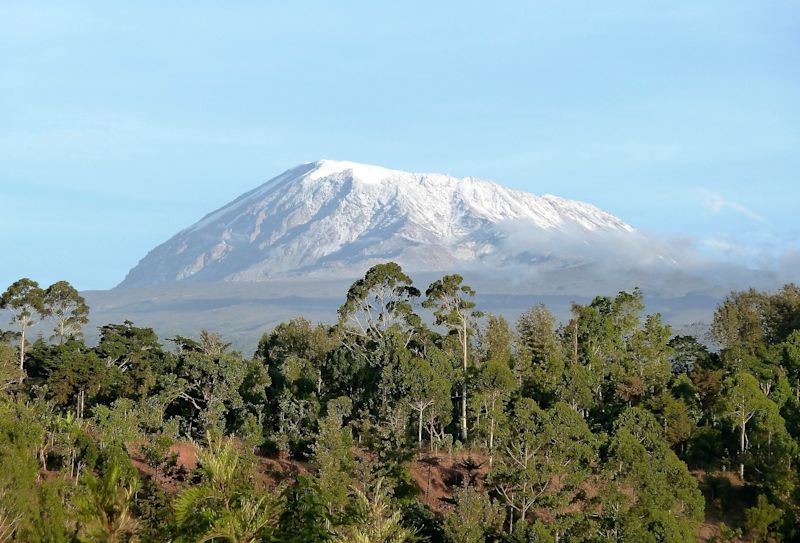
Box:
[118,160,652,288]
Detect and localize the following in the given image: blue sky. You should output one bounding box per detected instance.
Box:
[1,1,798,290]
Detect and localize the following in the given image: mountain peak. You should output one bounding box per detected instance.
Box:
[309,159,400,184]
[118,161,641,288]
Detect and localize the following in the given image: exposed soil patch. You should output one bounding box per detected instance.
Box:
[409,451,490,511]
[125,441,756,542]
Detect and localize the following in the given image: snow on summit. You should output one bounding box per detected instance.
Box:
[118,160,642,288]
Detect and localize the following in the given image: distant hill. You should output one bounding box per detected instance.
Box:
[77,279,724,354]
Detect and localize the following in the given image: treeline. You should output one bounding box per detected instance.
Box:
[0,263,799,542]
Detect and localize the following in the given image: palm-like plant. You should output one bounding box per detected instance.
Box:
[173,433,280,543]
[333,479,415,543]
[196,495,279,543]
[77,459,139,543]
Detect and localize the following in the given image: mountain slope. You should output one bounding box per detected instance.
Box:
[119,160,646,288]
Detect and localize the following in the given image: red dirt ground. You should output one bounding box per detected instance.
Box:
[129,443,758,542]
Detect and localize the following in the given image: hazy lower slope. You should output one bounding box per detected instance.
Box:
[79,278,720,354]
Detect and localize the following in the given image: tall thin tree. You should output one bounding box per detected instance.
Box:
[423,274,481,442]
[44,280,89,344]
[0,278,45,381]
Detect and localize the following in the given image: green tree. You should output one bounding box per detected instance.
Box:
[0,342,22,392]
[443,483,505,543]
[332,479,414,543]
[782,328,800,402]
[712,288,767,349]
[20,480,75,543]
[423,274,481,442]
[236,358,272,450]
[557,362,596,417]
[473,358,516,466]
[489,400,597,533]
[48,343,111,419]
[516,304,564,397]
[744,495,782,543]
[268,352,322,457]
[167,333,249,435]
[95,321,169,402]
[275,477,332,543]
[0,278,46,381]
[477,314,513,366]
[174,434,282,543]
[399,356,451,450]
[0,494,20,543]
[43,280,89,344]
[314,397,355,518]
[625,313,672,399]
[91,398,142,448]
[258,319,339,453]
[600,408,704,542]
[720,372,773,481]
[76,452,140,543]
[409,345,455,453]
[668,335,713,375]
[257,318,338,397]
[0,400,44,542]
[570,289,645,411]
[661,395,695,456]
[338,263,421,348]
[747,398,798,496]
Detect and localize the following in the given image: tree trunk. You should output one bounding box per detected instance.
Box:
[739,418,746,481]
[461,321,468,442]
[418,408,424,449]
[489,415,495,467]
[18,325,26,382]
[429,415,435,452]
[573,323,578,364]
[425,462,432,505]
[78,389,85,420]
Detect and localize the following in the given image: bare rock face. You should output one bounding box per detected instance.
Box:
[118,160,646,288]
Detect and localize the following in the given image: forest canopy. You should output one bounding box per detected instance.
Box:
[0,264,799,542]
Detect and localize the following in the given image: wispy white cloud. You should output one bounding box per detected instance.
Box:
[696,188,768,224]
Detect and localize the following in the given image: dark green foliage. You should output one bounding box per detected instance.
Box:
[1,272,800,542]
[47,342,111,418]
[95,321,168,401]
[423,273,481,442]
[338,262,421,344]
[75,449,140,542]
[443,483,504,543]
[669,335,714,374]
[166,332,250,436]
[43,280,89,344]
[275,477,333,543]
[601,408,705,541]
[744,495,782,542]
[20,480,76,543]
[402,502,444,543]
[313,396,355,517]
[133,476,176,542]
[0,278,46,380]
